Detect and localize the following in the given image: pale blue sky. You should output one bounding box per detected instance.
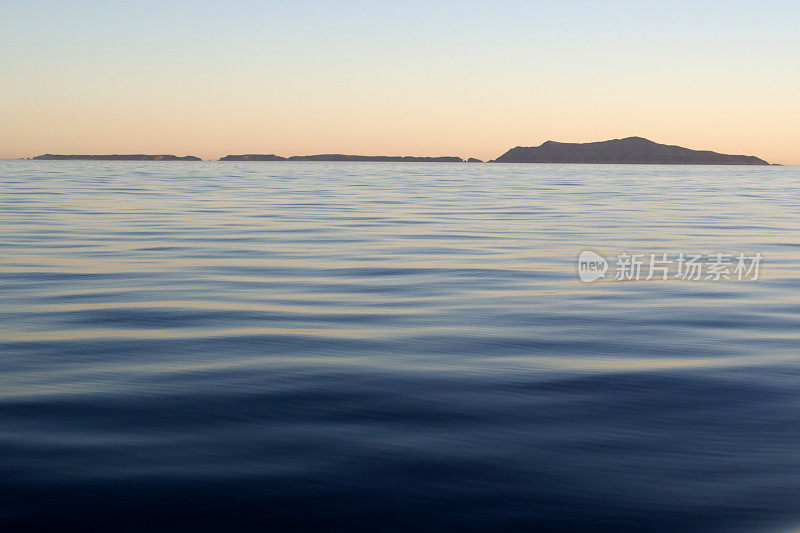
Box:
[2,1,798,162]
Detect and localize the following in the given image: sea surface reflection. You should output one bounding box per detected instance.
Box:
[1,160,799,531]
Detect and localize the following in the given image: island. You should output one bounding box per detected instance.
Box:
[219,154,287,161]
[30,138,772,165]
[33,154,201,161]
[219,154,467,162]
[490,137,769,165]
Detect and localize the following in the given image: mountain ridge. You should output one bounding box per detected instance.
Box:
[29,138,771,165]
[220,154,467,162]
[490,137,769,165]
[32,154,201,161]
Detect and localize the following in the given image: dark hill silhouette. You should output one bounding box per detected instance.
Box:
[219,154,287,161]
[491,137,768,165]
[33,154,200,161]
[219,154,467,162]
[287,154,464,162]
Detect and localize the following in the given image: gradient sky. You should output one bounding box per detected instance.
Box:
[2,0,799,163]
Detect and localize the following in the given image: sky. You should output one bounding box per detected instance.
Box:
[2,0,799,163]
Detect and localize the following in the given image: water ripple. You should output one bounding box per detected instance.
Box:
[1,161,800,531]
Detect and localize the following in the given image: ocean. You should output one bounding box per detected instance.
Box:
[1,160,799,531]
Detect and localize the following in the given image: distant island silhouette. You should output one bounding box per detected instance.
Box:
[490,137,769,165]
[31,138,771,164]
[218,138,768,164]
[219,154,287,161]
[33,154,201,161]
[220,154,469,162]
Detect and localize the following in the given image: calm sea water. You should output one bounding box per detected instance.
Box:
[1,161,800,531]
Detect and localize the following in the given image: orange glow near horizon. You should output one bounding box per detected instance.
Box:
[3,113,796,165]
[2,2,798,165]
